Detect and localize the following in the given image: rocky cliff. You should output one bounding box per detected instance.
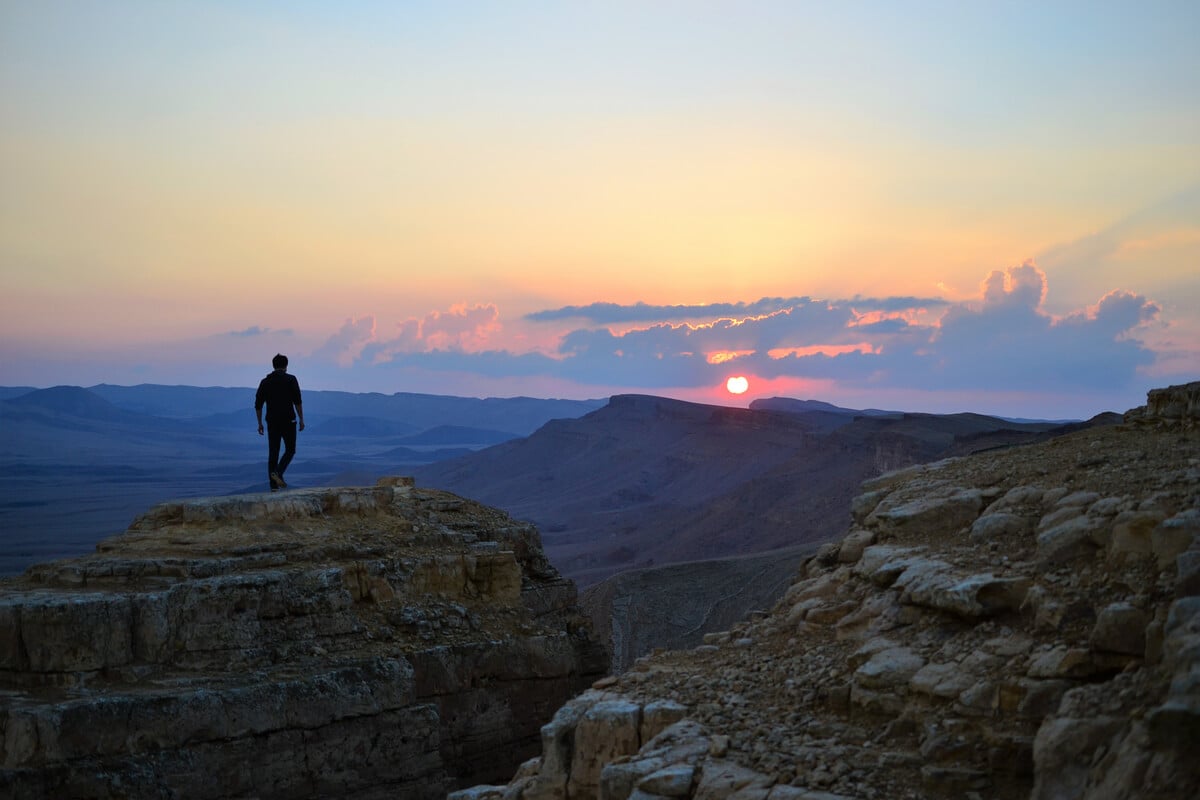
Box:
[0,478,608,798]
[457,382,1200,800]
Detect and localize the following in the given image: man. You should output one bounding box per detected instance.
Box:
[255,353,304,491]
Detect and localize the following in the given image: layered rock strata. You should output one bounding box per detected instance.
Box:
[458,390,1200,799]
[0,478,607,798]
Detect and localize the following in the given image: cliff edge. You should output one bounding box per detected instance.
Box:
[0,478,608,798]
[460,381,1200,800]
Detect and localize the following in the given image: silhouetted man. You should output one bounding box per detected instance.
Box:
[255,353,304,491]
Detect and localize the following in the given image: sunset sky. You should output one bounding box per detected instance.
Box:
[2,1,1197,419]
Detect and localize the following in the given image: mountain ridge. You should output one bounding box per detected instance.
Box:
[415,393,1112,587]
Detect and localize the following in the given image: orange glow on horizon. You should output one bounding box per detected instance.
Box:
[707,349,755,365]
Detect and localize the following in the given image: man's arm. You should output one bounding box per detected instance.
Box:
[255,382,265,435]
[292,376,304,432]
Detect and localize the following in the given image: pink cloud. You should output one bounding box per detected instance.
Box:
[420,303,501,351]
[981,259,1047,310]
[311,316,377,367]
[369,303,503,362]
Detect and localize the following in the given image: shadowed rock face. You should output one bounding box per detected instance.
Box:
[456,386,1200,800]
[0,478,608,799]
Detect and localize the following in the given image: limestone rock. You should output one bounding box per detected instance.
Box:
[0,483,607,799]
[1090,602,1149,656]
[854,646,926,689]
[1036,514,1106,563]
[1154,509,1200,569]
[1107,509,1167,562]
[865,486,984,538]
[569,700,644,797]
[835,529,876,563]
[969,511,1031,542]
[1126,380,1200,426]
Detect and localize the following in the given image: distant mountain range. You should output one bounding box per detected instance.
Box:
[85,384,604,435]
[0,384,603,575]
[1,383,1111,585]
[414,394,1111,587]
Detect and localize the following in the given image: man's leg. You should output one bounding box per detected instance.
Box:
[267,423,283,488]
[277,421,298,478]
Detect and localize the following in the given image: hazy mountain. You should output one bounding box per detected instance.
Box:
[0,386,41,400]
[374,445,475,462]
[0,384,604,575]
[5,385,168,425]
[306,416,421,437]
[0,386,224,448]
[414,394,1108,586]
[87,384,604,435]
[87,384,252,418]
[392,425,520,447]
[749,396,899,417]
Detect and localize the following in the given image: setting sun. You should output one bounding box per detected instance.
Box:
[726,376,749,395]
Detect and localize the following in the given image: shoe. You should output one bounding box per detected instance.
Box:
[271,472,287,489]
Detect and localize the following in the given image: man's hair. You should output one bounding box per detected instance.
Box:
[272,353,288,369]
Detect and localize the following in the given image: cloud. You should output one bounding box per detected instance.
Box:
[227,325,293,337]
[981,259,1046,309]
[421,304,501,350]
[525,299,806,323]
[355,262,1164,398]
[311,316,376,367]
[363,304,502,363]
[925,262,1160,390]
[845,296,951,312]
[296,260,1170,415]
[1088,290,1161,335]
[526,295,948,324]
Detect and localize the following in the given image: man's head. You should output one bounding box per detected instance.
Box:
[272,353,288,370]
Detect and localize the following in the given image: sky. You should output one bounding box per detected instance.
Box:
[2,1,1198,419]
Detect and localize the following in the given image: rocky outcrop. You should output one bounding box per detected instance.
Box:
[1125,380,1200,427]
[460,386,1200,799]
[0,478,608,799]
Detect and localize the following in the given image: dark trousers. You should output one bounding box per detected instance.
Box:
[267,420,297,479]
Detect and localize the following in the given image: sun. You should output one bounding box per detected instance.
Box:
[726,376,749,395]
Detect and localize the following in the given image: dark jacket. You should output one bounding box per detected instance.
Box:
[255,370,302,425]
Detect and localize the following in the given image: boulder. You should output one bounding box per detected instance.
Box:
[1154,510,1200,569]
[569,700,644,797]
[1090,602,1149,656]
[836,529,876,563]
[866,487,985,538]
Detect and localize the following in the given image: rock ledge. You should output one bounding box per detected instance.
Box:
[0,479,607,799]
